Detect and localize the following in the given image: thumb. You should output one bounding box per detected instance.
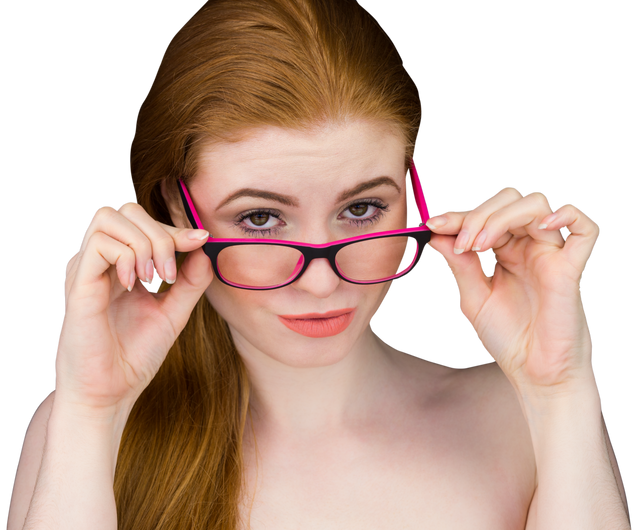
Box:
[429,233,491,320]
[156,248,214,328]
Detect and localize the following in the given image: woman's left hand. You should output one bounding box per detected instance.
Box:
[426,188,599,395]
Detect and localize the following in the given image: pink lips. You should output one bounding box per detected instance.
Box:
[277,308,356,338]
[279,308,354,319]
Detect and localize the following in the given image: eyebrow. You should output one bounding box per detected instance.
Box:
[215,176,401,211]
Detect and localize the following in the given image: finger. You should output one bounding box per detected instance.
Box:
[424,211,470,235]
[467,192,565,253]
[63,203,122,296]
[79,204,209,285]
[425,188,523,249]
[79,206,153,284]
[428,228,492,320]
[73,232,137,299]
[156,247,214,332]
[157,252,188,294]
[539,204,599,271]
[66,202,115,260]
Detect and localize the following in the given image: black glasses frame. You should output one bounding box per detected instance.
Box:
[197,230,431,290]
[176,160,432,290]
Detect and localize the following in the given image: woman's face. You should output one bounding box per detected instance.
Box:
[185,120,408,368]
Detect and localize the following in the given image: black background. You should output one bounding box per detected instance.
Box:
[0,0,638,520]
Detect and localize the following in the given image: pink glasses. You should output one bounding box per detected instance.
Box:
[178,160,432,290]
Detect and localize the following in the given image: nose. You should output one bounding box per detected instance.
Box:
[292,257,341,298]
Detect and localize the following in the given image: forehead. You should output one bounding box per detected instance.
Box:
[192,121,406,196]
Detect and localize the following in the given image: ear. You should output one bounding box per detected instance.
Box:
[161,179,191,229]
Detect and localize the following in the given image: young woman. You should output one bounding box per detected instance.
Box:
[8,1,631,529]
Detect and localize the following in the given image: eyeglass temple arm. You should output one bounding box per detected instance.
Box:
[409,158,431,226]
[178,179,205,231]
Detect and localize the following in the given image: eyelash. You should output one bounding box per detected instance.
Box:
[233,199,390,237]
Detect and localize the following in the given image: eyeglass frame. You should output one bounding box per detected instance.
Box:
[177,159,432,290]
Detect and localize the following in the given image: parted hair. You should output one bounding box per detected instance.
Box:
[118,0,421,528]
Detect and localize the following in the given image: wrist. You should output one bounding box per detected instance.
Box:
[49,394,134,471]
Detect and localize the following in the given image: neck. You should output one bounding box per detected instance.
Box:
[236,327,392,441]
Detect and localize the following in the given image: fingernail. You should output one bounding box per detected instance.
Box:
[128,271,135,292]
[187,229,210,240]
[472,230,487,251]
[453,230,469,254]
[538,213,556,230]
[165,256,176,284]
[425,216,447,230]
[144,258,153,283]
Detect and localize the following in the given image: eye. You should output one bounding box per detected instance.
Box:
[340,199,388,221]
[234,199,389,237]
[234,208,283,235]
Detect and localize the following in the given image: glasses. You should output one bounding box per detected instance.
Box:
[177,160,432,290]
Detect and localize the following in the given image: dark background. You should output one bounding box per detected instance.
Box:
[0,0,638,520]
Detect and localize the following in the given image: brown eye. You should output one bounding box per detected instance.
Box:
[348,204,369,217]
[249,212,269,226]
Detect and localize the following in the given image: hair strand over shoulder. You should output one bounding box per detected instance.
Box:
[120,1,420,528]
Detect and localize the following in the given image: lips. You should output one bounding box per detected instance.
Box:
[277,312,355,338]
[279,308,356,320]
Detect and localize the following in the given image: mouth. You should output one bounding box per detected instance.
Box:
[279,308,355,320]
[277,308,356,338]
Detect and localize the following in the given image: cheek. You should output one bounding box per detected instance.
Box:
[371,283,391,309]
[204,276,390,336]
[203,278,270,327]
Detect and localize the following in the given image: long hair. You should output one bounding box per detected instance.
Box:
[116,0,421,528]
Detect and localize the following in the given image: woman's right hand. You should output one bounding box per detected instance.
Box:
[54,202,213,414]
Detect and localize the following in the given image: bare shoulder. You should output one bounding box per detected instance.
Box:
[379,351,537,525]
[397,353,528,425]
[392,352,537,483]
[415,357,533,446]
[450,362,538,499]
[8,390,56,530]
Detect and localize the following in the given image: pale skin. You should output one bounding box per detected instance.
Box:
[436,189,593,393]
[156,117,619,524]
[8,120,629,529]
[163,117,599,437]
[162,123,416,442]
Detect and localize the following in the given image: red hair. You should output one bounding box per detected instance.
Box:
[117,1,421,528]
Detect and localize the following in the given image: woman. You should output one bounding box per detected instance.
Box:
[7,0,631,529]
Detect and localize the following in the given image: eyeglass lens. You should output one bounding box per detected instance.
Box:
[216,235,418,288]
